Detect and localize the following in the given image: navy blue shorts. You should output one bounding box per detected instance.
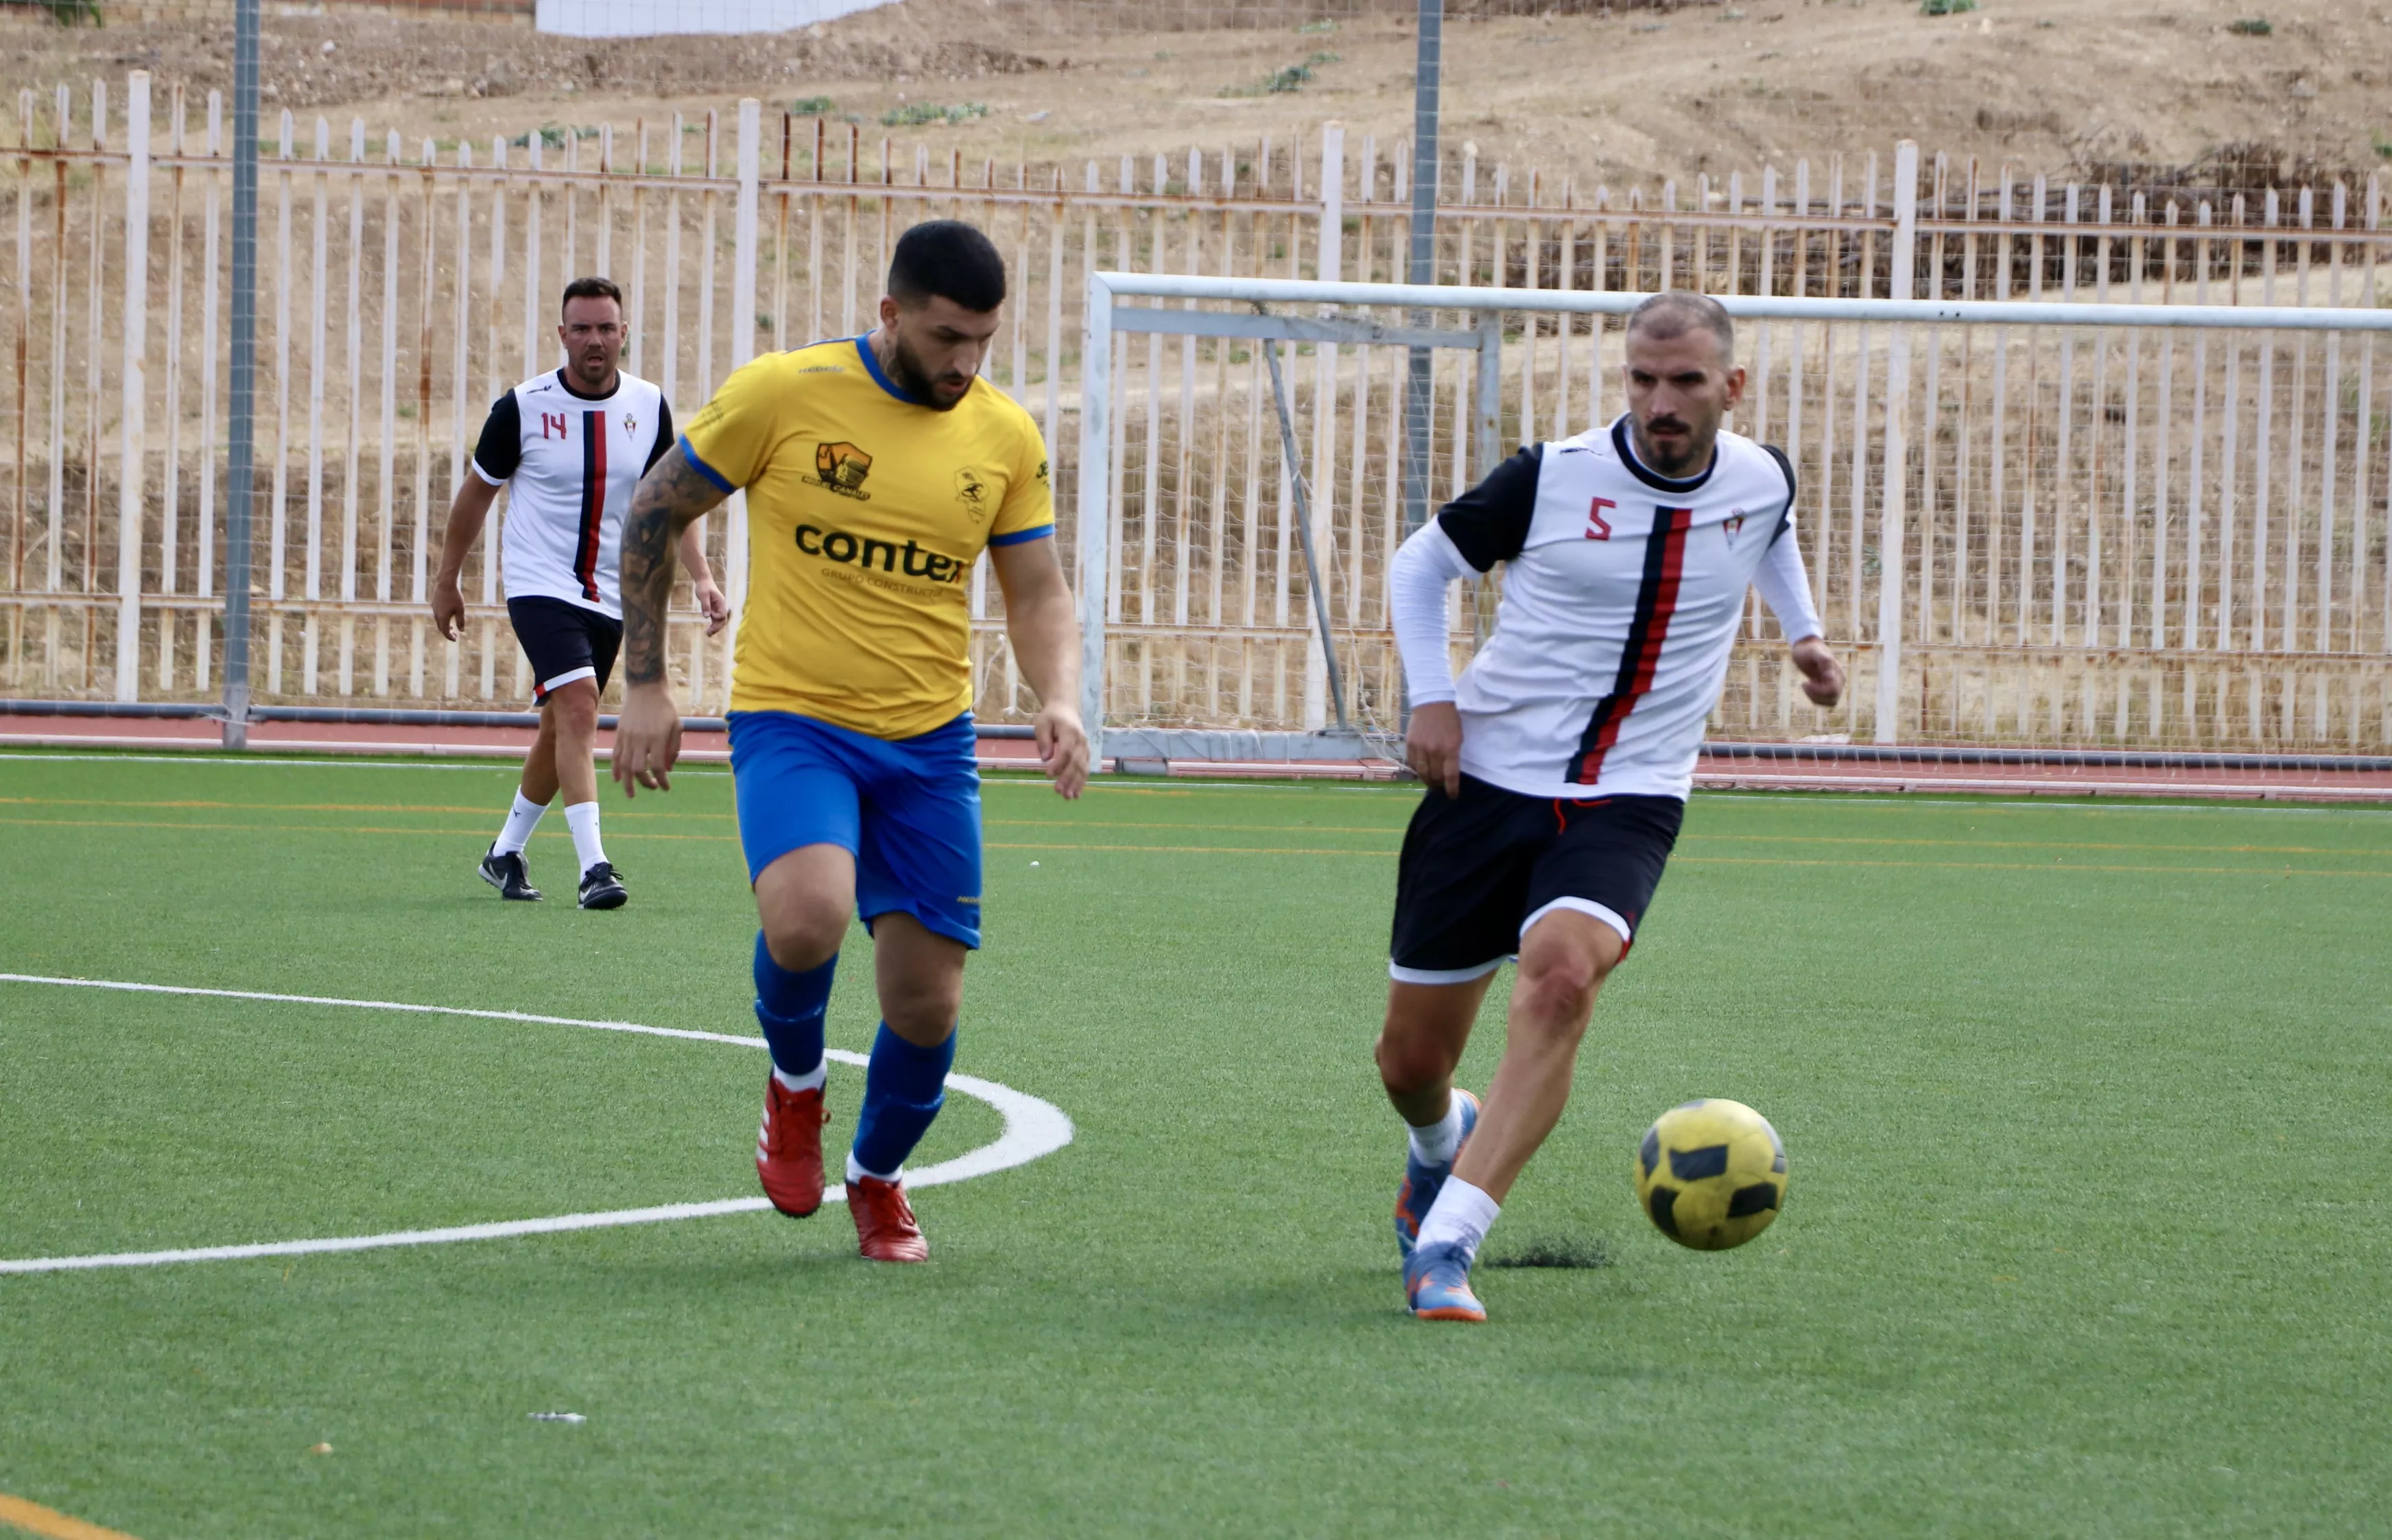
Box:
[727,710,984,950]
[1389,776,1683,984]
[507,595,621,705]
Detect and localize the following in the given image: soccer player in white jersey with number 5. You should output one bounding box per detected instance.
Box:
[431,276,729,910]
[1379,292,1845,1322]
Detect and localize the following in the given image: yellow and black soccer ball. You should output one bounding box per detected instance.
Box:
[1633,1098,1788,1251]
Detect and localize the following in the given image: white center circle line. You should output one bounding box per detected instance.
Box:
[0,973,1074,1275]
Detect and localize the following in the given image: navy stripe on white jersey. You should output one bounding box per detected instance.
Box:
[471,368,673,621]
[1390,414,1821,803]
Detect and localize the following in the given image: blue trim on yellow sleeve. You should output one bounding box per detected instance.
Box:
[987,524,1055,548]
[853,336,925,406]
[678,436,735,493]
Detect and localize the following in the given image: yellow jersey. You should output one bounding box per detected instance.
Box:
[680,336,1055,739]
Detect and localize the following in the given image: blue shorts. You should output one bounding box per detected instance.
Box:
[727,710,984,950]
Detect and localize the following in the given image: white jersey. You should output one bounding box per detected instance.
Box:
[1391,415,1821,802]
[471,368,674,620]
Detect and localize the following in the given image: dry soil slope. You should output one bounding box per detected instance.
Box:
[4,0,2384,191]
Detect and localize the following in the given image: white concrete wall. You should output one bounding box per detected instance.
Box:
[535,0,895,38]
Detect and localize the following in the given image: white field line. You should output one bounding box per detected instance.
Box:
[0,753,734,777]
[0,736,738,763]
[0,973,764,1047]
[0,975,1074,1275]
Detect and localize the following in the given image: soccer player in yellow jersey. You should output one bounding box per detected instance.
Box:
[609,221,1088,1262]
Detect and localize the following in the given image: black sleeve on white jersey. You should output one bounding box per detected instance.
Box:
[1762,444,1797,545]
[643,396,676,475]
[1434,445,1543,572]
[470,392,521,484]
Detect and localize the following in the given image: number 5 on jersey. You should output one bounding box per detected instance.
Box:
[1585,496,1615,541]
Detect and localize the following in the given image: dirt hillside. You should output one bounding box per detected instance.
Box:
[7,0,2389,193]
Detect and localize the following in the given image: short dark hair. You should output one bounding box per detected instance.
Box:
[1626,290,1734,362]
[888,221,1006,313]
[560,275,623,318]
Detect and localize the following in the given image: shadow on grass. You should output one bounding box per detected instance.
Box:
[1483,1237,1615,1270]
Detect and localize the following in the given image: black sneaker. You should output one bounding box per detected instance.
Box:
[578,861,628,910]
[479,845,542,901]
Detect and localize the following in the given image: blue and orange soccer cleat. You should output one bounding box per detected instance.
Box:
[1404,1241,1487,1323]
[1395,1089,1481,1259]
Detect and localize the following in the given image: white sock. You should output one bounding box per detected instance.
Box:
[1415,1176,1500,1261]
[1407,1095,1468,1168]
[772,1063,827,1095]
[493,792,548,856]
[846,1150,900,1185]
[563,801,606,874]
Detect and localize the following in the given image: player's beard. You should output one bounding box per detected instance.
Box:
[1633,412,1718,479]
[565,349,617,396]
[889,334,974,412]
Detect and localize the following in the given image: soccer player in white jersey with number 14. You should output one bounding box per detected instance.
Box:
[431,276,730,912]
[1379,291,1847,1323]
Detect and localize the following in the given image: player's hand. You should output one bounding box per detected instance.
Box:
[1406,700,1464,798]
[1791,635,1845,708]
[430,576,466,642]
[693,578,732,637]
[1034,702,1089,801]
[611,682,683,799]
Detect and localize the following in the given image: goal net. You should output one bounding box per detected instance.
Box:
[1068,269,2392,798]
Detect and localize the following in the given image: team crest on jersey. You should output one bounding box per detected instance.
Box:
[954,466,990,522]
[622,412,637,437]
[802,441,875,501]
[1723,510,1746,542]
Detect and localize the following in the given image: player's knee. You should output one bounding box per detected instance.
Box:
[759,900,846,972]
[1517,909,1624,1015]
[883,981,962,1042]
[1374,1026,1454,1095]
[1514,949,1609,1029]
[754,847,859,969]
[873,944,962,1039]
[548,679,600,736]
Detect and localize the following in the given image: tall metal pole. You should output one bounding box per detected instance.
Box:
[1397,0,1443,733]
[1400,0,1442,541]
[220,0,259,749]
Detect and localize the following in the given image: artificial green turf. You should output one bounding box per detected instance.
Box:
[1,751,2388,1537]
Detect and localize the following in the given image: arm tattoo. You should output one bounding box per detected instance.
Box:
[619,449,729,686]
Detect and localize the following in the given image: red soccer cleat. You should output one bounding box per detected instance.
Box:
[847,1174,929,1263]
[755,1076,828,1218]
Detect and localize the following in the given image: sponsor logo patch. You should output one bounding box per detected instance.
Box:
[954,466,990,521]
[802,441,875,501]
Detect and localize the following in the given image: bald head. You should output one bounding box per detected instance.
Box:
[1626,291,1736,365]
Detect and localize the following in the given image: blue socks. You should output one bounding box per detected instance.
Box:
[754,932,835,1086]
[756,932,954,1178]
[850,1022,956,1181]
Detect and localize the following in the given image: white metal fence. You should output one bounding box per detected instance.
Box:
[5,78,2390,753]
